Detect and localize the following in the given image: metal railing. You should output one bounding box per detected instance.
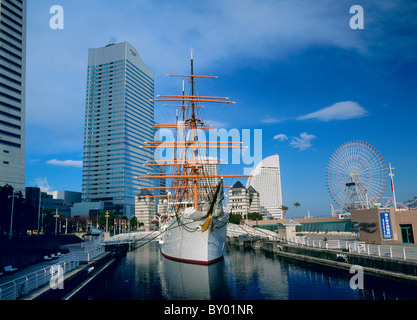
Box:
[0,253,80,300]
[287,237,417,261]
[61,237,106,262]
[104,231,160,245]
[227,224,280,240]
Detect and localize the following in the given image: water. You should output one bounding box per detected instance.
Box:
[77,243,417,300]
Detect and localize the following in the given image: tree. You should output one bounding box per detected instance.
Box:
[73,216,88,232]
[281,205,288,219]
[229,214,243,225]
[247,212,263,221]
[130,216,138,230]
[98,210,114,230]
[293,202,301,219]
[0,184,33,238]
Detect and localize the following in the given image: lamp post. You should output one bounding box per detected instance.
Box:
[37,188,41,235]
[385,163,397,211]
[41,207,45,235]
[8,187,19,240]
[105,211,110,232]
[54,209,59,235]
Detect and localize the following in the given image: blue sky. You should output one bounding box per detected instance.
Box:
[25,0,417,217]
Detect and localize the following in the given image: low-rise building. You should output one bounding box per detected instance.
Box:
[351,207,417,245]
[228,181,260,218]
[135,189,157,231]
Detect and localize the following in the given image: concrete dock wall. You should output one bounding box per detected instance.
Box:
[228,237,417,283]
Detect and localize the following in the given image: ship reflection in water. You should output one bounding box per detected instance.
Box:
[160,256,229,299]
[78,242,417,300]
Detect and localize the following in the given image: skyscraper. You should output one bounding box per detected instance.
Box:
[0,0,27,195]
[246,155,283,219]
[82,42,156,217]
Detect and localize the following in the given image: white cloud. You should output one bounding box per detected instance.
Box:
[47,159,83,168]
[273,134,288,141]
[261,117,281,124]
[298,101,368,122]
[290,132,316,151]
[32,177,53,192]
[205,119,229,129]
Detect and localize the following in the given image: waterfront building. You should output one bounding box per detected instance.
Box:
[81,42,157,218]
[228,181,260,218]
[71,201,108,218]
[0,0,27,195]
[229,181,249,217]
[248,186,260,214]
[26,187,71,218]
[197,156,219,188]
[249,216,356,234]
[246,155,283,219]
[135,189,157,231]
[351,207,417,245]
[157,199,168,216]
[48,190,82,206]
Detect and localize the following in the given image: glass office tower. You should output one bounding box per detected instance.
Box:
[82,42,157,217]
[0,0,27,195]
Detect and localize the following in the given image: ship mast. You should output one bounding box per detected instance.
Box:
[138,50,250,212]
[189,48,200,209]
[190,48,196,121]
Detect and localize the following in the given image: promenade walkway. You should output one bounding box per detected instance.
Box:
[0,253,81,300]
[288,232,417,261]
[0,234,108,300]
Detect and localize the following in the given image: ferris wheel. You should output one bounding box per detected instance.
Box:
[326,140,388,213]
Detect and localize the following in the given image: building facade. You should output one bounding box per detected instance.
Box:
[249,216,356,234]
[351,207,417,245]
[81,42,156,217]
[48,190,81,206]
[247,186,260,214]
[246,155,283,219]
[135,189,157,231]
[26,187,71,220]
[228,181,260,217]
[0,0,27,195]
[229,181,249,217]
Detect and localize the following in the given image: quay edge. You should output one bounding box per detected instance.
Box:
[22,245,129,300]
[227,237,417,285]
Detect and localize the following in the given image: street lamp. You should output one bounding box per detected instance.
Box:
[37,188,41,235]
[54,209,59,235]
[385,163,398,211]
[8,187,20,240]
[41,207,45,235]
[105,211,110,232]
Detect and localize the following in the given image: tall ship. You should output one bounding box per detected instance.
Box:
[138,50,249,265]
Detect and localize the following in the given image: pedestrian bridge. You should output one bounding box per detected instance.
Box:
[102,224,280,245]
[103,231,161,245]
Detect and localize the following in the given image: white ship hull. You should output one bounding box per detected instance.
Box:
[159,212,229,265]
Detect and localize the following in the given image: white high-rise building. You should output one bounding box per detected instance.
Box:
[197,156,219,189]
[246,155,283,219]
[82,42,156,217]
[0,0,27,195]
